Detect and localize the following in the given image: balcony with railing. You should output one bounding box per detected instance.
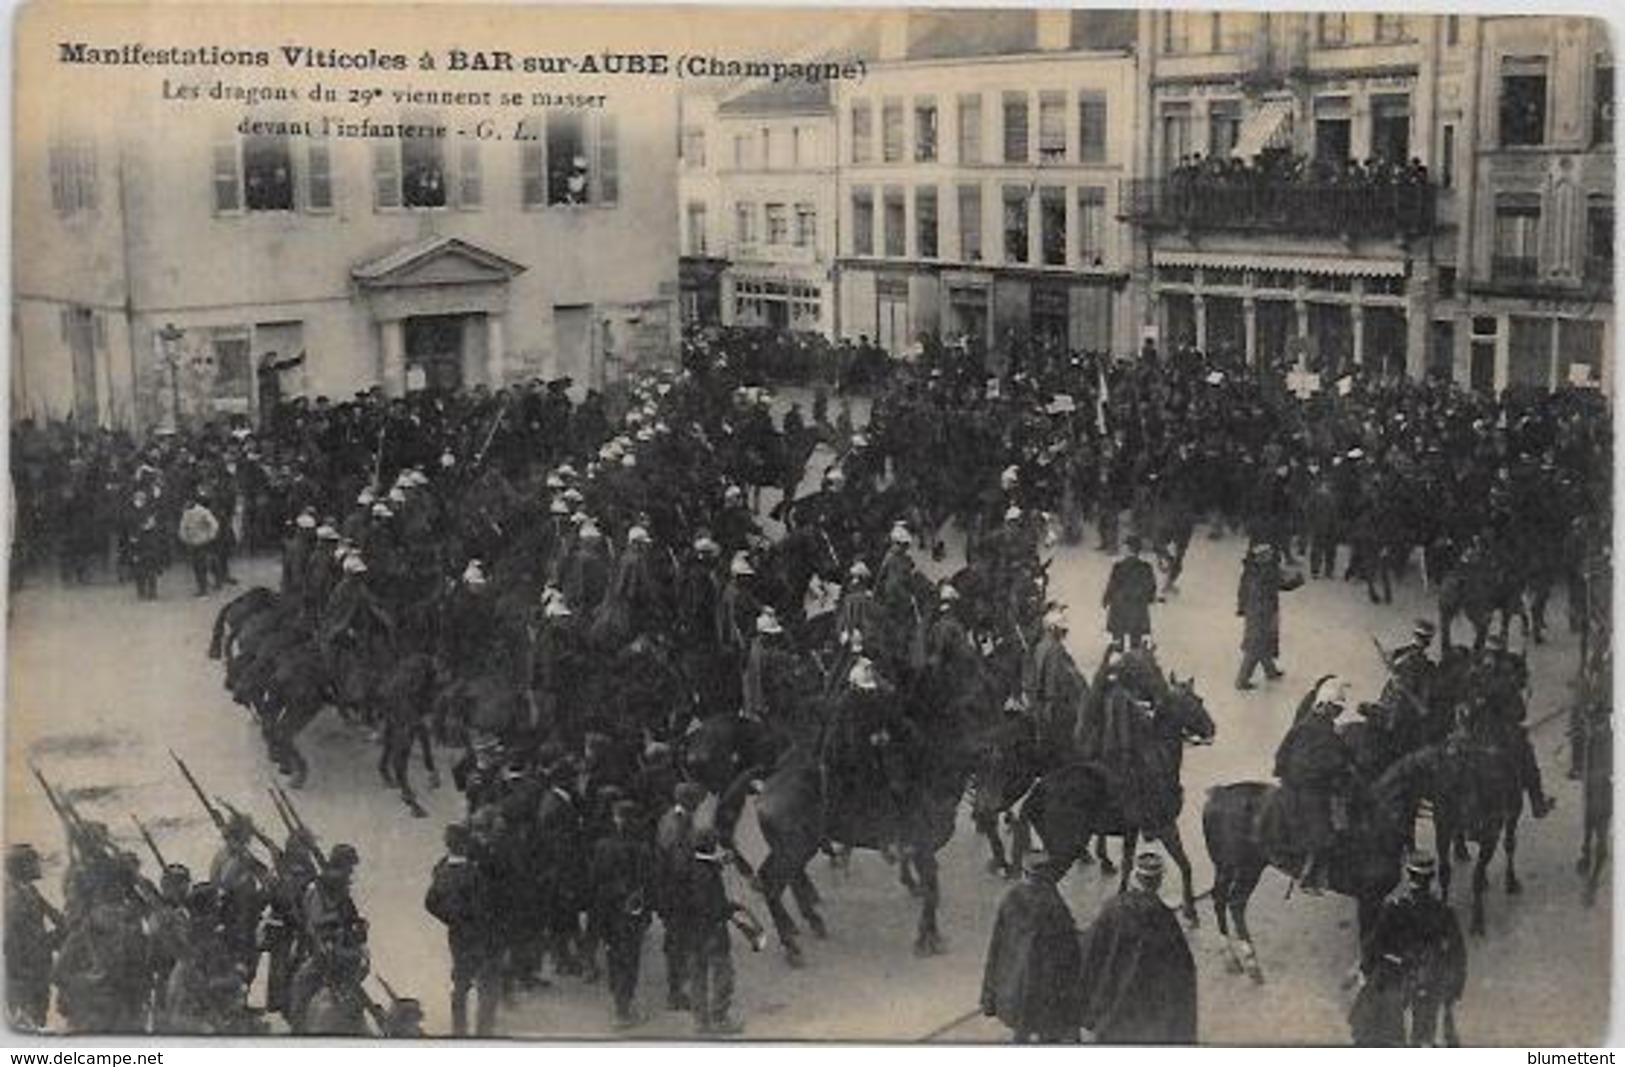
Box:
[1491,255,1539,282]
[1122,177,1439,238]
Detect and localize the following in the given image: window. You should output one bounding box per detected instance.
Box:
[1164,11,1197,53]
[306,140,332,211]
[882,99,904,163]
[1595,60,1615,146]
[1587,198,1613,280]
[1374,14,1410,43]
[1079,92,1108,164]
[1314,97,1352,167]
[914,99,938,162]
[681,126,706,167]
[1002,185,1029,264]
[686,202,708,255]
[957,94,982,164]
[883,186,906,257]
[851,187,874,255]
[240,134,296,211]
[456,142,482,209]
[1440,124,1455,188]
[398,122,446,208]
[794,202,817,248]
[958,184,982,261]
[1039,186,1066,266]
[1003,92,1029,163]
[211,329,252,411]
[1437,266,1457,299]
[734,202,754,244]
[48,138,97,214]
[1370,95,1411,164]
[1215,12,1257,52]
[1161,103,1192,175]
[1500,57,1548,147]
[732,134,749,170]
[761,128,774,169]
[1493,193,1541,278]
[765,202,788,245]
[545,113,587,205]
[1317,13,1347,46]
[916,186,938,259]
[1038,91,1066,162]
[531,113,617,206]
[1208,100,1241,159]
[851,102,873,163]
[1078,186,1106,265]
[790,126,802,168]
[1445,15,1460,46]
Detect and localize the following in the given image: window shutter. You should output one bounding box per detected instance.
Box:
[306,141,333,210]
[595,115,619,205]
[373,142,400,209]
[459,141,482,208]
[521,141,546,207]
[212,140,241,212]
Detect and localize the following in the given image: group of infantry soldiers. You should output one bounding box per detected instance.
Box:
[7,763,420,1036]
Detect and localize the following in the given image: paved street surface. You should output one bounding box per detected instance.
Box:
[5,520,1610,1044]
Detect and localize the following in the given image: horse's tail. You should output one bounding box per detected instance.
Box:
[208,598,235,659]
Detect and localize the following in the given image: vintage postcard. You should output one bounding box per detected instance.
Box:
[5,1,1615,1046]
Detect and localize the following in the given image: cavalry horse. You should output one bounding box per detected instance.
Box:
[1202,760,1416,982]
[1436,539,1530,651]
[1005,673,1216,925]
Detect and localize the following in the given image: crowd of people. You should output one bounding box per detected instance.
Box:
[6,322,1612,1042]
[1168,147,1434,190]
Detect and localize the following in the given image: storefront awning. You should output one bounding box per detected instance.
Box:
[1231,99,1294,161]
[1153,249,1407,279]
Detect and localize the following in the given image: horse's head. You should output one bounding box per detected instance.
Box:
[1163,674,1215,745]
[971,719,1039,817]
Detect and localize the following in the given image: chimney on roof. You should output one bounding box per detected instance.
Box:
[879,10,910,61]
[1038,9,1071,51]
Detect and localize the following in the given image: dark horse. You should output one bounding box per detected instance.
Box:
[209,586,283,661]
[1436,541,1528,651]
[1006,675,1216,924]
[1202,760,1415,982]
[753,685,978,966]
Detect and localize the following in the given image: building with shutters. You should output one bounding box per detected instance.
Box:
[1123,12,1612,391]
[1458,16,1613,392]
[677,70,854,338]
[833,10,1141,367]
[13,24,677,431]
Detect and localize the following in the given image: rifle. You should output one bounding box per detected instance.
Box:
[169,750,228,834]
[215,797,283,861]
[1368,636,1431,721]
[472,397,511,468]
[272,785,329,874]
[11,878,67,932]
[30,764,105,859]
[130,814,167,870]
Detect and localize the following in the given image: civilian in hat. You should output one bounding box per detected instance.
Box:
[177,494,222,596]
[1235,542,1304,690]
[1349,852,1466,1046]
[588,798,653,1028]
[681,828,750,1035]
[1102,535,1159,651]
[655,782,709,1011]
[425,823,498,1036]
[980,856,1082,1042]
[1075,849,1197,1044]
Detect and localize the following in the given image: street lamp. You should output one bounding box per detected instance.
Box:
[158,322,184,433]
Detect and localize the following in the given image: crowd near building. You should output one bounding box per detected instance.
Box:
[680,10,1613,391]
[14,52,679,431]
[7,10,1616,434]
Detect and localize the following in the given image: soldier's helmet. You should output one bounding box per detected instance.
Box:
[692,827,726,862]
[328,843,361,872]
[224,812,254,842]
[160,863,192,894]
[5,843,41,882]
[1405,852,1438,882]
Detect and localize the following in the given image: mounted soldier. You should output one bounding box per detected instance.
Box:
[1467,634,1554,818]
[1272,677,1357,894]
[1026,608,1088,758]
